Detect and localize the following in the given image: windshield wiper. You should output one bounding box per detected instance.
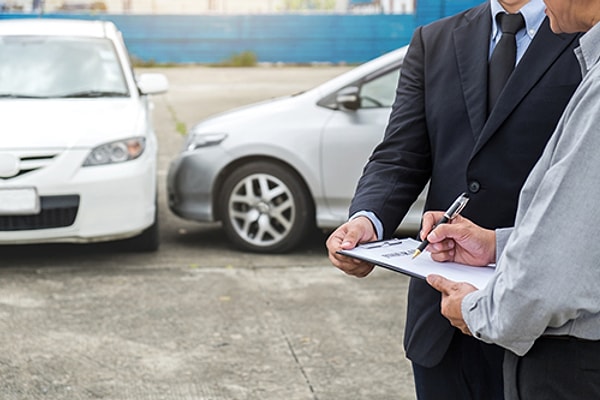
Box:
[57,90,128,98]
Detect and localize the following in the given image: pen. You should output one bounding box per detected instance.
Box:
[412,192,469,259]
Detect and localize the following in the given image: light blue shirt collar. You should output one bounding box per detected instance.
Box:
[576,22,600,77]
[489,0,546,62]
[490,0,545,42]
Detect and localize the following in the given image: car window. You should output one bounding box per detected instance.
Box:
[0,36,129,98]
[359,68,400,108]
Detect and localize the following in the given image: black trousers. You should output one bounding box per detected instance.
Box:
[503,336,600,400]
[412,330,505,400]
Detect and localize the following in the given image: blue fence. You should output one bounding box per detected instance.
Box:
[0,1,482,64]
[416,0,484,26]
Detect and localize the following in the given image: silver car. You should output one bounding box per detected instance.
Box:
[167,45,425,253]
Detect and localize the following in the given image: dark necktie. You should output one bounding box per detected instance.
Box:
[488,12,525,113]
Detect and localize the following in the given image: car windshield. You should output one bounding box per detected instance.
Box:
[0,36,129,98]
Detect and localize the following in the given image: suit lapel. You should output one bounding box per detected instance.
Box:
[473,18,580,155]
[454,4,491,140]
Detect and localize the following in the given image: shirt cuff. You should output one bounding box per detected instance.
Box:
[350,211,384,240]
[461,291,485,340]
[460,278,533,356]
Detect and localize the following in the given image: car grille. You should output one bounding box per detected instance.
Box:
[0,195,80,231]
[0,151,58,180]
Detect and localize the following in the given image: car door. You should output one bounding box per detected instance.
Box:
[320,66,400,223]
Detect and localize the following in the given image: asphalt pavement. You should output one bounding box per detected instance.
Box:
[0,66,416,400]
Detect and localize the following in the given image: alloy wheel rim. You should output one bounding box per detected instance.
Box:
[228,173,295,247]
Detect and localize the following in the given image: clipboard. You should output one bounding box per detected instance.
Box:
[337,237,495,289]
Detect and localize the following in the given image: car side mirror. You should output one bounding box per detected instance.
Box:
[335,86,360,111]
[137,73,169,95]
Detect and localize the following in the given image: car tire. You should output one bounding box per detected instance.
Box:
[219,161,314,253]
[125,198,160,252]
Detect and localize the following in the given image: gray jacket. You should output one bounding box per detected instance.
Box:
[462,22,600,356]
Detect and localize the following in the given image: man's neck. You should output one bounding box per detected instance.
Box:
[497,0,530,14]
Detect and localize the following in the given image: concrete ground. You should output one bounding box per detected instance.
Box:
[0,66,417,400]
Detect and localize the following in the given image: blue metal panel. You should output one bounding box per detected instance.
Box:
[0,0,482,64]
[415,0,482,26]
[0,13,415,64]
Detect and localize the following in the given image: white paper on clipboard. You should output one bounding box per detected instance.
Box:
[337,237,495,289]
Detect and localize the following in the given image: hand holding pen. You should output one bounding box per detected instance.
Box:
[412,192,470,259]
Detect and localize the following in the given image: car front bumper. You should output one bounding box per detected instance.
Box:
[0,149,156,245]
[166,147,230,223]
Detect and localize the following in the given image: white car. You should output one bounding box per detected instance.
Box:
[167,46,426,253]
[0,19,168,250]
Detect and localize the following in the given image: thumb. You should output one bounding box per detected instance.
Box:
[426,274,452,294]
[340,229,362,250]
[341,219,375,249]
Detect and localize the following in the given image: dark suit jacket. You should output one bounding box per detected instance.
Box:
[349,3,582,367]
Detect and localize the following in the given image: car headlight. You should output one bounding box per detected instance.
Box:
[186,132,227,151]
[83,137,146,166]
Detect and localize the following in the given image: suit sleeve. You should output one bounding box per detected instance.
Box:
[349,27,432,238]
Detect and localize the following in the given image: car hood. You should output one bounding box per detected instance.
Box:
[191,93,315,132]
[0,99,143,149]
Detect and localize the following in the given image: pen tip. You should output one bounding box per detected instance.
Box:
[412,250,421,259]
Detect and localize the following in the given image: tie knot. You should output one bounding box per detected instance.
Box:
[497,12,525,35]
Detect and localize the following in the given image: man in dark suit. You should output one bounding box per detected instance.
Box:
[326,0,581,398]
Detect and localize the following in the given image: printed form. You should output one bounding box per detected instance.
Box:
[338,238,495,289]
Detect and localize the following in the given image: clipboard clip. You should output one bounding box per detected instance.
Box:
[363,239,403,249]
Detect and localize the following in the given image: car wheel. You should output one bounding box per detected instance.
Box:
[219,161,314,253]
[125,198,160,252]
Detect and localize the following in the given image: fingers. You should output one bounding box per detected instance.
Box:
[425,215,464,243]
[458,325,473,336]
[326,243,364,268]
[428,239,456,262]
[427,274,478,297]
[427,275,476,335]
[326,230,352,266]
[327,247,375,277]
[325,218,377,278]
[344,263,376,278]
[339,228,363,250]
[420,211,445,240]
[422,215,465,263]
[426,274,454,294]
